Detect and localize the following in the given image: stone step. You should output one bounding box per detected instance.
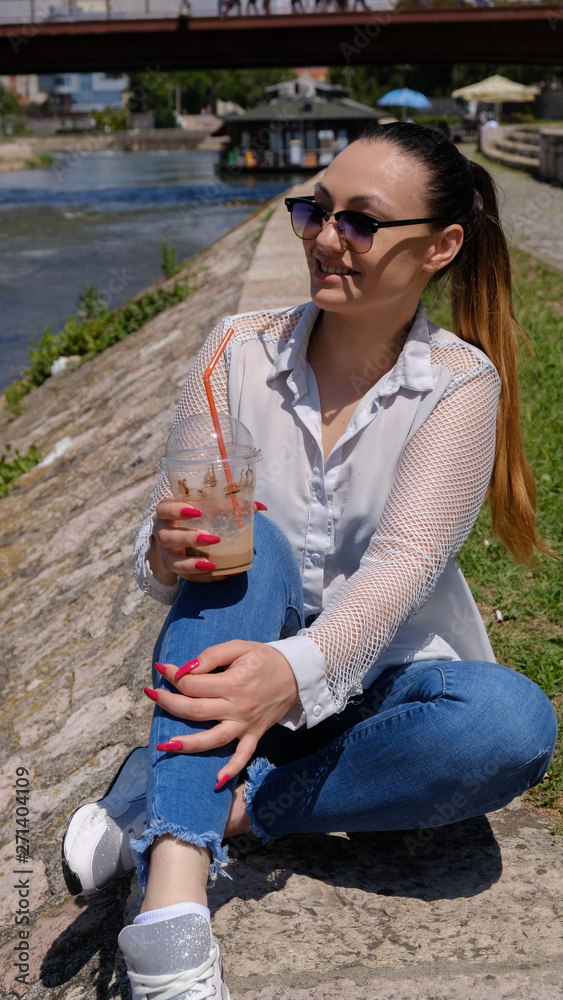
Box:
[481,137,539,173]
[507,130,541,147]
[495,137,541,159]
[513,124,542,133]
[483,150,539,172]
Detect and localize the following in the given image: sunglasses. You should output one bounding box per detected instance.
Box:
[285,196,446,255]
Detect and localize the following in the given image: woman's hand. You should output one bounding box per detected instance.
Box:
[150,499,216,583]
[149,499,267,585]
[145,640,299,784]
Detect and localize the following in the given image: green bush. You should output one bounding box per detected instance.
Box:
[0,443,42,496]
[92,107,129,132]
[4,381,29,415]
[76,283,108,321]
[412,114,461,128]
[4,279,193,416]
[160,240,181,279]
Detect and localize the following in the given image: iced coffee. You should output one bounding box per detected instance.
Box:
[160,413,261,579]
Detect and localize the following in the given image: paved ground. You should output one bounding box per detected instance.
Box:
[237,177,311,312]
[460,141,563,273]
[0,164,562,1000]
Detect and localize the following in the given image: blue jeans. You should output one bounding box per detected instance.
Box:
[132,516,557,889]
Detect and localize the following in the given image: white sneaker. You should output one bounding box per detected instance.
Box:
[61,746,148,895]
[119,913,230,1000]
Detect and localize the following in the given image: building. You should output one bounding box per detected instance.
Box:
[37,72,128,115]
[0,75,47,105]
[216,77,385,172]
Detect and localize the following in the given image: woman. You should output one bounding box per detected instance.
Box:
[62,123,557,1000]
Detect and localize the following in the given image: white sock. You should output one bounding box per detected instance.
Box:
[134,902,210,926]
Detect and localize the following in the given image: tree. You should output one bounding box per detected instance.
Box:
[328,62,563,108]
[128,68,296,119]
[0,82,23,116]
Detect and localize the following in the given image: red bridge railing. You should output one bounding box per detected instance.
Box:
[0,0,555,24]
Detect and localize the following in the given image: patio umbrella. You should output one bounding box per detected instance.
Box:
[451,74,540,121]
[377,88,432,122]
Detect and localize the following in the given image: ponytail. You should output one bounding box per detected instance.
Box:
[359,122,553,564]
[448,162,551,564]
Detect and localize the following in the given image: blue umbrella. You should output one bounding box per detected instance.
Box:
[377,88,432,121]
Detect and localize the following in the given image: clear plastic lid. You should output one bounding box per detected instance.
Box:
[162,412,261,465]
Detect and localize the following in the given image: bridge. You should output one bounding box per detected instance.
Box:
[0,3,561,73]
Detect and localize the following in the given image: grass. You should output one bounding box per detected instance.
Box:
[251,205,276,247]
[457,143,518,176]
[24,152,54,169]
[423,245,563,832]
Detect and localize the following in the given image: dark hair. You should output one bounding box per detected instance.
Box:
[357,122,551,564]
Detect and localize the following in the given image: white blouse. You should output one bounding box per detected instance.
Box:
[133,301,500,730]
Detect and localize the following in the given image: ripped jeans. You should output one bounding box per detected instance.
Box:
[132,515,557,890]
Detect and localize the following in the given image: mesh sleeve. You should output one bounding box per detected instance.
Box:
[131,306,303,602]
[131,315,233,602]
[302,360,501,712]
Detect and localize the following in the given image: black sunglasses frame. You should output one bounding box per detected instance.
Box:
[285,196,447,253]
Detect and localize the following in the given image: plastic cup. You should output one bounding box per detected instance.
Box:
[160,413,262,579]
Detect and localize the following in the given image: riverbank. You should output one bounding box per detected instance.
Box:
[0,184,314,999]
[0,148,296,391]
[0,173,562,1000]
[0,120,223,171]
[0,139,42,171]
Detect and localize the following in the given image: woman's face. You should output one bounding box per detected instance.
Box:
[303,139,458,320]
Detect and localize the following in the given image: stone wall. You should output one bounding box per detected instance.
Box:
[539,127,563,182]
[0,206,268,999]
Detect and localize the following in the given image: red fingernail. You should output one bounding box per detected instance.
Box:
[157,740,184,751]
[195,560,216,570]
[144,687,159,703]
[215,774,231,790]
[196,533,221,545]
[180,507,202,518]
[175,658,199,680]
[154,662,167,676]
[255,501,268,511]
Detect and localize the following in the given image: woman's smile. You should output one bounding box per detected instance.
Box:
[313,254,359,279]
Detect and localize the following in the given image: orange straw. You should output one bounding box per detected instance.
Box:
[203,327,244,529]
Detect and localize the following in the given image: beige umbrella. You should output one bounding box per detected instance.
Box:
[452,74,540,121]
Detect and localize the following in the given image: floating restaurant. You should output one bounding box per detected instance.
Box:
[216,77,385,173]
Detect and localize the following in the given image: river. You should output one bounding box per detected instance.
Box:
[0,149,301,393]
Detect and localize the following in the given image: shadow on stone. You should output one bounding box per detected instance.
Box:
[212,813,502,913]
[39,878,132,998]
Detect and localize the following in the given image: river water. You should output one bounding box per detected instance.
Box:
[0,149,301,393]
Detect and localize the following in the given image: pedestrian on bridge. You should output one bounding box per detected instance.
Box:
[62,123,557,1000]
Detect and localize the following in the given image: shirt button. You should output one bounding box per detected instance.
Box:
[310,553,321,566]
[313,705,322,717]
[316,488,325,500]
